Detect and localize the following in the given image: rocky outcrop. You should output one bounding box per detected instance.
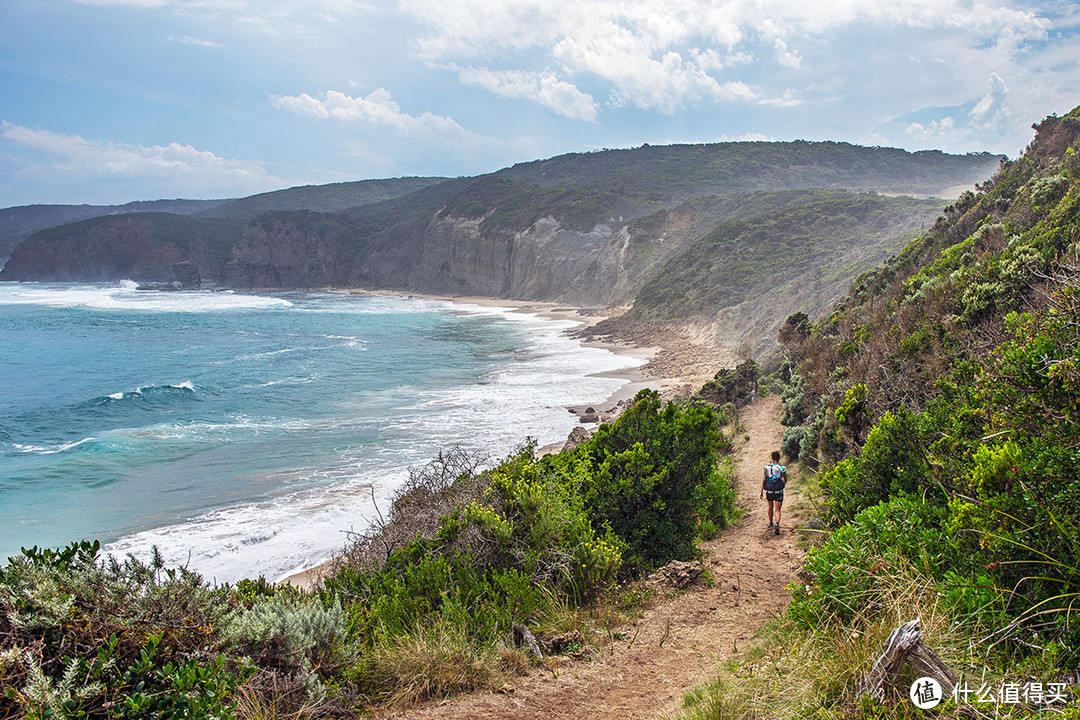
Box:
[171,261,202,289]
[562,426,592,452]
[648,560,704,590]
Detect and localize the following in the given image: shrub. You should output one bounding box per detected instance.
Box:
[780,373,809,427]
[0,543,245,720]
[780,426,807,460]
[693,456,739,539]
[1031,173,1068,206]
[790,496,952,628]
[699,360,759,406]
[821,407,937,525]
[574,390,729,573]
[223,591,346,704]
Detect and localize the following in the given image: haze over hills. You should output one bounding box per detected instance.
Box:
[0,140,1002,356]
[0,177,447,264]
[0,199,227,264]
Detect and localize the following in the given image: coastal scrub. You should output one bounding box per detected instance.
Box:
[0,389,737,717]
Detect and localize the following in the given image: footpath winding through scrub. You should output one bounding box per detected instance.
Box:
[388,396,802,720]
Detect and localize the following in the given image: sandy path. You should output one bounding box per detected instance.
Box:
[385,396,802,720]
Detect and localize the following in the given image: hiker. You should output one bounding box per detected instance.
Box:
[761,450,786,535]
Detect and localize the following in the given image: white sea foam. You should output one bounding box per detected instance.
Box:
[0,281,291,312]
[105,455,417,583]
[11,437,95,456]
[104,300,647,584]
[322,334,367,349]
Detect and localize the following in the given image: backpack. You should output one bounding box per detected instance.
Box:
[763,463,786,492]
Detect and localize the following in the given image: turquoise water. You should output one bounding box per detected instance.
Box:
[0,282,640,582]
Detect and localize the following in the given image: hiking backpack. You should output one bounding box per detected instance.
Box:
[763,463,786,492]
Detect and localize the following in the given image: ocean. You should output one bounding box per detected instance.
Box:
[0,281,642,583]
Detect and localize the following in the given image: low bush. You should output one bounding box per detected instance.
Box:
[571,390,730,573]
[790,496,953,629]
[0,542,248,720]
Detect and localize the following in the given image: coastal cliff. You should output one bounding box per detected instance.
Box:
[0,141,1000,353]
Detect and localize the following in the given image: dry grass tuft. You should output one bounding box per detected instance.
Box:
[369,623,501,708]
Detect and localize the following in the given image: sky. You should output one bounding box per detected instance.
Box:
[1,0,1078,207]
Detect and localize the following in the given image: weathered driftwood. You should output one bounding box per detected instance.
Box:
[858,618,958,701]
[512,623,545,662]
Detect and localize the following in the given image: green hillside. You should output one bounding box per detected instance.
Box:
[0,199,226,262]
[630,190,941,322]
[198,176,447,218]
[496,141,1000,201]
[2,213,248,282]
[675,107,1080,718]
[2,140,1001,289]
[0,178,444,263]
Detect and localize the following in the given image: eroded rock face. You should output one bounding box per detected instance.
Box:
[216,211,679,306]
[407,216,629,305]
[171,261,201,289]
[221,212,358,288]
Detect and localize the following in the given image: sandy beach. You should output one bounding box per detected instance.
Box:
[284,292,710,590]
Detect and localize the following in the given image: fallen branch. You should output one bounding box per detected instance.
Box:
[512,623,545,662]
[858,618,958,702]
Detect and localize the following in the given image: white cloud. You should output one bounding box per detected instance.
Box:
[0,122,284,197]
[720,131,774,141]
[398,0,1053,116]
[457,68,598,121]
[272,89,469,139]
[773,38,801,69]
[551,22,756,113]
[969,72,1008,128]
[906,116,959,142]
[168,35,225,48]
[758,88,802,108]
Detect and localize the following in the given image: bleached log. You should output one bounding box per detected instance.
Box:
[858,618,958,701]
[512,623,545,662]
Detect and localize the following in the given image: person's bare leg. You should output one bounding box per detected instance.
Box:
[774,501,782,534]
[767,500,775,527]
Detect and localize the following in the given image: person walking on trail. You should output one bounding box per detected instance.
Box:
[761,450,786,535]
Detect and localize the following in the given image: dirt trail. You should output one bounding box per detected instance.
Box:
[388,396,801,720]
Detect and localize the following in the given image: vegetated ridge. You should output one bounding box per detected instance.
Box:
[0,199,225,264]
[0,176,446,265]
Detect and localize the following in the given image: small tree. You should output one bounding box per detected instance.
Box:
[777,311,811,361]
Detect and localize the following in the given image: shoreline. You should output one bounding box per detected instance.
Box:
[284,291,691,590]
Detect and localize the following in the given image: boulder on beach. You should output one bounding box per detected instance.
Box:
[563,426,591,451]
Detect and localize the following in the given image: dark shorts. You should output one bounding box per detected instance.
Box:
[765,490,784,503]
